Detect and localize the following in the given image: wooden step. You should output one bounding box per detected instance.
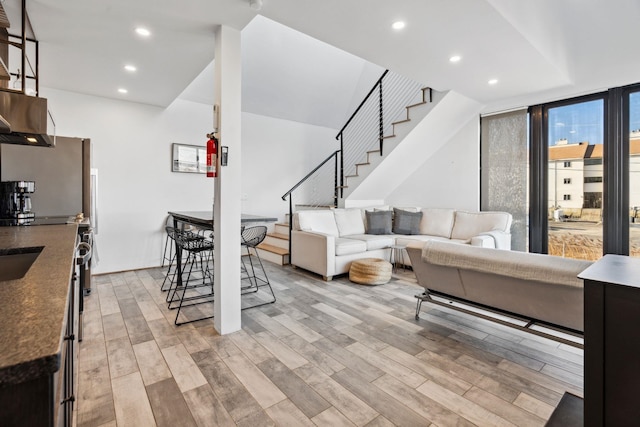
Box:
[406,101,427,109]
[264,232,289,250]
[268,232,289,241]
[256,243,289,265]
[392,118,410,126]
[274,222,289,235]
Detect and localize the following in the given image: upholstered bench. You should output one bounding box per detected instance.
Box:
[349,258,392,285]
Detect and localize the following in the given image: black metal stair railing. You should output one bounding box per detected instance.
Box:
[336,70,424,196]
[281,70,426,259]
[281,149,341,257]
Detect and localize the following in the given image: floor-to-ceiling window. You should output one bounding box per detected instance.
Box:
[482,83,640,258]
[628,90,640,257]
[525,83,640,258]
[547,99,604,260]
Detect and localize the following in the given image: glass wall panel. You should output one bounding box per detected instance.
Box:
[547,99,604,260]
[629,91,640,257]
[481,109,528,251]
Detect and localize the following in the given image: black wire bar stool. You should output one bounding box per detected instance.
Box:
[240,225,276,310]
[161,223,211,292]
[166,228,215,325]
[161,215,174,268]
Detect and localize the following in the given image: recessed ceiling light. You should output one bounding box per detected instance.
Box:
[118,88,128,94]
[124,64,137,72]
[392,21,406,30]
[449,55,462,63]
[488,79,499,85]
[26,137,38,143]
[135,27,151,37]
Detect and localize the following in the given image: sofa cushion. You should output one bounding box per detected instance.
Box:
[365,210,392,235]
[344,234,394,250]
[450,211,512,240]
[335,237,368,256]
[296,210,339,236]
[395,235,468,247]
[334,208,366,236]
[393,208,423,235]
[422,240,592,288]
[419,208,455,238]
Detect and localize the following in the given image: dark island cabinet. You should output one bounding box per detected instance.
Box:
[579,255,640,427]
[0,270,78,427]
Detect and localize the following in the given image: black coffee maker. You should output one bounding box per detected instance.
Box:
[0,181,36,225]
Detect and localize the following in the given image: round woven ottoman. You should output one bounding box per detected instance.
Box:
[349,258,392,285]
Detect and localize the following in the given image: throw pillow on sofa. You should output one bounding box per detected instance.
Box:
[365,210,392,235]
[334,208,366,236]
[393,208,423,235]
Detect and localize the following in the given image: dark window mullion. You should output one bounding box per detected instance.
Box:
[529,105,547,254]
[604,87,629,255]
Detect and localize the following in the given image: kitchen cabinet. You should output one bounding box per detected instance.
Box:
[579,255,640,426]
[0,270,77,426]
[0,225,79,426]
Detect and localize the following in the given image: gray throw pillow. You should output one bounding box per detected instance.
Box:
[365,210,392,235]
[393,208,423,235]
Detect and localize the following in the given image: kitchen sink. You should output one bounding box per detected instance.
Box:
[0,246,44,281]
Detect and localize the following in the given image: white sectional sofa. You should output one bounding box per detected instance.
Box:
[290,207,512,280]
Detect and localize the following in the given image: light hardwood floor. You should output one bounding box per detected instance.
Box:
[76,261,583,427]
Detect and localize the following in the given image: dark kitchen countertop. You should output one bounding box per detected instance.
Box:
[0,224,78,385]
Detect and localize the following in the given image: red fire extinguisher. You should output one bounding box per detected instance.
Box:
[206,133,217,178]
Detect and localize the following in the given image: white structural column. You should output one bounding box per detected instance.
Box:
[213,25,242,334]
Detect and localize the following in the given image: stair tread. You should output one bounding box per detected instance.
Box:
[407,101,427,108]
[392,119,410,125]
[382,134,396,139]
[355,162,370,166]
[267,232,289,240]
[257,243,289,255]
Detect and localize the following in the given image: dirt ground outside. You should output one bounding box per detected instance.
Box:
[548,221,640,260]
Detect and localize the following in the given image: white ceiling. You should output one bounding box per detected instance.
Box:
[4,0,640,127]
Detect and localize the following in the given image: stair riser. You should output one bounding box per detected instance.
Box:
[256,248,289,265]
[263,236,289,250]
[274,223,289,235]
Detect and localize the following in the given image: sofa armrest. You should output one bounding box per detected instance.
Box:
[472,231,511,250]
[470,235,495,248]
[290,230,336,278]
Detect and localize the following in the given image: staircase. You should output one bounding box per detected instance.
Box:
[256,221,290,265]
[340,86,437,202]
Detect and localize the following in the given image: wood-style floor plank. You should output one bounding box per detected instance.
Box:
[76,263,584,427]
[132,339,172,386]
[146,377,198,427]
[182,384,236,427]
[111,371,156,427]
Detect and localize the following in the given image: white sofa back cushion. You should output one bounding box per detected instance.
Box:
[419,208,455,238]
[296,210,339,236]
[450,211,512,240]
[334,208,366,236]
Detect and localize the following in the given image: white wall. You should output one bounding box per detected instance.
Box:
[385,117,480,210]
[240,112,338,222]
[43,88,215,274]
[41,88,338,274]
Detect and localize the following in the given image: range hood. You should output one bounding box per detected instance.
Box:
[0,0,55,147]
[0,91,54,147]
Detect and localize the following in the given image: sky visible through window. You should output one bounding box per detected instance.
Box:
[548,94,640,146]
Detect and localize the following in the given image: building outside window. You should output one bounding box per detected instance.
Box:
[564,178,571,184]
[564,161,572,167]
[564,194,571,201]
[584,176,603,183]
